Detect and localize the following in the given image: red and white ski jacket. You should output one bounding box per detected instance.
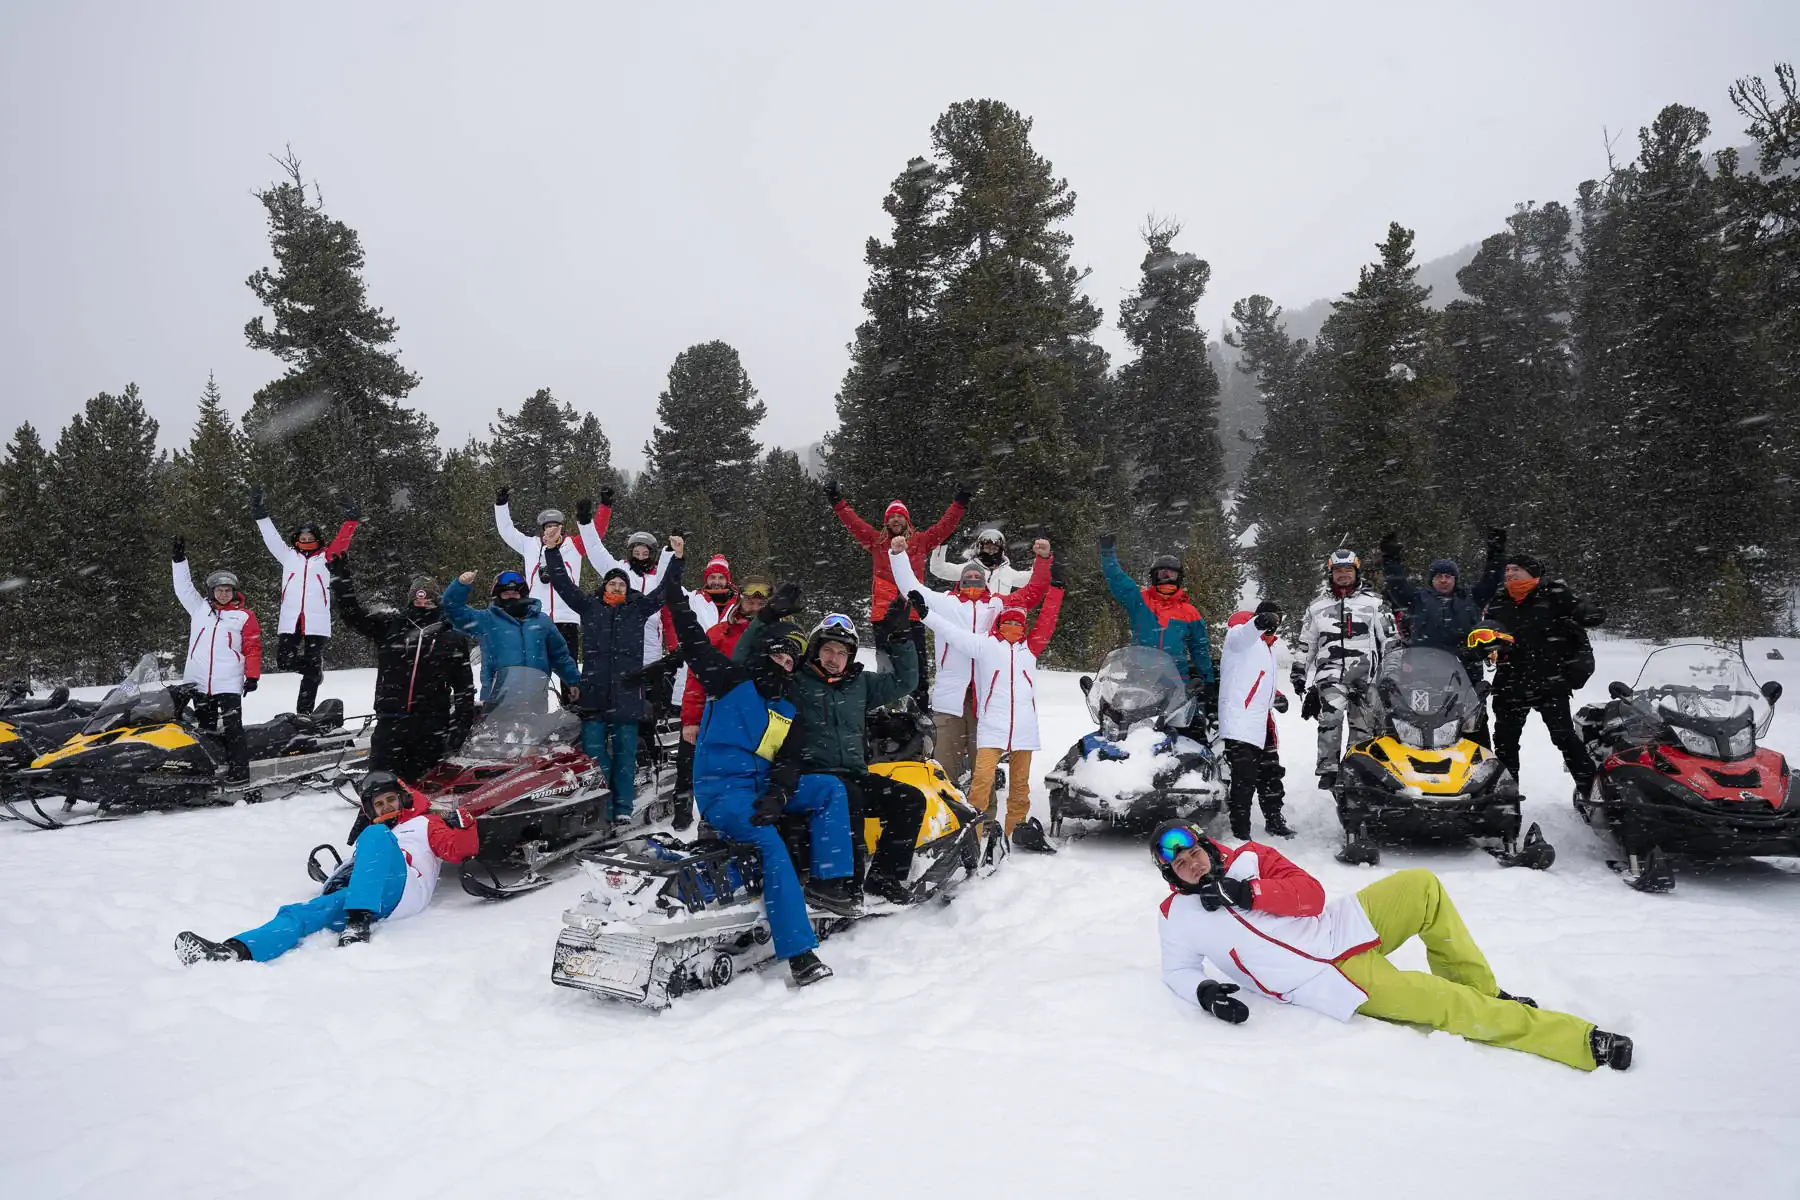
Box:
[892,550,1052,719]
[1218,612,1282,747]
[379,789,481,922]
[173,559,263,696]
[578,526,675,665]
[1158,840,1379,1023]
[495,502,604,628]
[256,517,358,638]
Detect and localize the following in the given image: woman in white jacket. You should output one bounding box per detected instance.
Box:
[251,487,358,715]
[493,484,605,658]
[1216,601,1292,840]
[171,537,262,781]
[895,541,1064,853]
[927,528,1035,596]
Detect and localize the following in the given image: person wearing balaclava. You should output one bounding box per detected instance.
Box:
[494,484,606,661]
[251,486,360,715]
[328,551,475,781]
[927,527,1035,596]
[440,565,579,713]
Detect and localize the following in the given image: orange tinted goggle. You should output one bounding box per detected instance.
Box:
[740,583,773,600]
[1466,628,1515,649]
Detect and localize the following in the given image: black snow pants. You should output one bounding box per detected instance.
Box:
[193,692,248,776]
[557,622,581,664]
[276,633,329,715]
[370,711,450,783]
[840,770,927,889]
[908,620,931,711]
[1492,686,1593,791]
[1224,737,1286,838]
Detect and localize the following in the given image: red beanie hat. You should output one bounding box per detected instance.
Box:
[702,554,733,586]
[884,500,911,524]
[992,604,1029,637]
[1226,610,1254,628]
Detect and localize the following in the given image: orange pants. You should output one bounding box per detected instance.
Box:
[969,747,1033,834]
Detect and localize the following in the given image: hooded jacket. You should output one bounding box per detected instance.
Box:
[1481,577,1604,696]
[331,572,474,724]
[1217,611,1283,748]
[173,559,263,695]
[494,501,603,628]
[440,578,580,704]
[255,516,358,637]
[733,612,918,773]
[576,523,676,665]
[1099,543,1214,684]
[891,549,1053,717]
[1295,583,1394,691]
[833,496,967,614]
[544,546,681,724]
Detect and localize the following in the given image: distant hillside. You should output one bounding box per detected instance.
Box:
[1271,240,1480,347]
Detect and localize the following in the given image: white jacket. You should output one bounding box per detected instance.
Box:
[928,544,1034,596]
[1218,614,1281,747]
[1296,585,1394,689]
[173,560,261,695]
[670,588,730,709]
[579,523,676,665]
[494,503,587,628]
[256,517,353,638]
[1158,842,1379,1023]
[892,550,1051,717]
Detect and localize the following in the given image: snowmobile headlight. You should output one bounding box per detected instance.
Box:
[1392,718,1426,748]
[1428,721,1461,750]
[1673,727,1715,756]
[1725,727,1755,759]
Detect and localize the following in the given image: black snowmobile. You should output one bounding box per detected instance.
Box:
[0,688,101,776]
[3,656,368,829]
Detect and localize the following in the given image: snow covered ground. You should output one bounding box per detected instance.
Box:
[4,641,1800,1199]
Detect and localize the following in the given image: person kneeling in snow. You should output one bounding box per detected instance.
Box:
[174,772,479,964]
[1150,820,1633,1071]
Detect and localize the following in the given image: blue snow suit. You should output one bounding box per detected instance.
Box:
[232,822,408,961]
[1382,550,1501,680]
[441,578,580,705]
[1100,543,1215,684]
[671,592,852,961]
[544,546,680,816]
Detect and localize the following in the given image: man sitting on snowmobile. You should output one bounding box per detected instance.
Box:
[1294,548,1395,792]
[442,568,580,711]
[251,486,359,716]
[1149,819,1634,1071]
[329,556,474,782]
[174,771,479,964]
[1380,527,1504,744]
[928,527,1036,596]
[671,581,854,988]
[170,537,262,782]
[1217,601,1292,839]
[493,483,604,660]
[1479,551,1605,800]
[826,478,970,710]
[1098,533,1215,695]
[735,594,927,906]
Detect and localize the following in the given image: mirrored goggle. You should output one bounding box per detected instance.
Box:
[1466,627,1515,649]
[740,583,773,600]
[495,573,526,589]
[1154,824,1202,865]
[820,613,856,632]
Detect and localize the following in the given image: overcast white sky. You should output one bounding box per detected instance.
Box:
[1,1,1792,468]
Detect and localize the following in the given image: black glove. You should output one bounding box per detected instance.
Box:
[1290,666,1306,694]
[242,678,258,693]
[1196,980,1249,1025]
[576,499,594,526]
[907,590,929,616]
[171,536,186,562]
[341,494,362,521]
[1272,691,1289,713]
[619,667,646,688]
[250,486,267,521]
[953,482,972,507]
[1253,609,1280,633]
[1048,560,1065,589]
[751,784,788,826]
[876,595,912,640]
[495,485,511,507]
[1300,687,1321,721]
[1486,526,1506,555]
[1379,530,1401,562]
[1097,531,1116,551]
[441,808,473,830]
[824,479,842,505]
[326,549,349,574]
[765,583,801,621]
[599,485,615,507]
[1196,874,1254,912]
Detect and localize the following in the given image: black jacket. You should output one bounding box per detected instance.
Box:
[1383,549,1501,674]
[331,575,475,726]
[1483,579,1603,696]
[545,546,681,724]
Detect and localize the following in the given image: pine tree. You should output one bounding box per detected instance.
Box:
[644,341,766,533]
[747,448,862,617]
[167,374,257,598]
[0,423,57,680]
[488,388,593,518]
[563,413,617,511]
[431,439,503,593]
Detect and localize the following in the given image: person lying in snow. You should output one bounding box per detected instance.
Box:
[1150,819,1634,1071]
[174,772,479,964]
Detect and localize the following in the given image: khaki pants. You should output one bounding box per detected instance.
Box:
[932,688,977,785]
[1339,869,1598,1070]
[969,747,1033,834]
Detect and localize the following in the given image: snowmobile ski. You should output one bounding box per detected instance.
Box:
[1488,822,1556,870]
[1608,846,1677,894]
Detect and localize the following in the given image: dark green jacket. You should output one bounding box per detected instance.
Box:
[734,615,917,773]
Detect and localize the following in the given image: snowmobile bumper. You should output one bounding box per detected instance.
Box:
[1582,769,1800,860]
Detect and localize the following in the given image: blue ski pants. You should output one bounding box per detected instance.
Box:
[698,774,853,961]
[582,719,638,818]
[233,823,409,962]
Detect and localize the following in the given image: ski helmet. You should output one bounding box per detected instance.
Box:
[1326,548,1361,573]
[808,612,859,658]
[358,770,408,824]
[492,570,527,599]
[626,531,658,553]
[203,569,240,592]
[535,508,566,529]
[1149,819,1221,894]
[976,527,1005,551]
[1149,555,1184,588]
[408,576,441,607]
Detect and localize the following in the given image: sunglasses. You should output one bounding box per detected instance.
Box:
[820,613,855,632]
[1154,824,1203,865]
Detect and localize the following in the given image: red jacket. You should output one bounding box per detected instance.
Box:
[680,610,750,725]
[833,498,966,615]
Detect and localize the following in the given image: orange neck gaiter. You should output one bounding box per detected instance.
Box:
[1505,577,1539,602]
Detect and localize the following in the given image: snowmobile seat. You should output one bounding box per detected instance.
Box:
[243,714,320,761]
[307,698,345,732]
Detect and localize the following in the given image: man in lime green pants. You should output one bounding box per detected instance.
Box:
[1153,821,1634,1071]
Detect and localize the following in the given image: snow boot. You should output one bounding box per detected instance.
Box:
[805,876,863,917]
[1228,808,1252,841]
[1262,810,1295,839]
[864,872,915,907]
[174,932,249,965]
[1590,1029,1633,1071]
[337,910,374,947]
[1010,817,1057,854]
[671,790,695,832]
[788,950,833,987]
[1498,989,1538,1009]
[1317,770,1337,793]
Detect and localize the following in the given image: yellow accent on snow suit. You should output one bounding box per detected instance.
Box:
[1339,869,1599,1071]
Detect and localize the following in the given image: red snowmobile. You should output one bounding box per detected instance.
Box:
[1575,644,1793,892]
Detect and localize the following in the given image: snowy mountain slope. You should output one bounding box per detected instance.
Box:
[2,642,1798,1199]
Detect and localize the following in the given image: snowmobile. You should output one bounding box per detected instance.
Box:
[1332,646,1551,869]
[2,655,367,830]
[1043,646,1225,836]
[1575,643,1793,893]
[549,706,998,1009]
[0,689,100,776]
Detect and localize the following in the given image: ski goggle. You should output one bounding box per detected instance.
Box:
[819,613,856,633]
[1153,823,1204,865]
[1466,627,1515,650]
[495,571,526,592]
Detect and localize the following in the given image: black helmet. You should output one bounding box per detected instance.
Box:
[358,770,408,824]
[1149,819,1219,894]
[807,613,859,659]
[291,522,322,546]
[1149,555,1184,588]
[491,570,527,599]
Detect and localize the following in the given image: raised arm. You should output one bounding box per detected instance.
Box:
[913,488,969,554]
[641,551,684,613]
[863,597,919,708]
[918,598,984,657]
[541,546,594,616]
[1027,582,1065,657]
[1472,527,1505,607]
[327,557,385,640]
[171,552,207,620]
[440,577,484,637]
[1379,532,1418,609]
[1185,614,1214,684]
[831,499,879,551]
[579,522,624,576]
[887,540,946,608]
[492,493,534,557]
[255,515,294,569]
[1099,538,1149,616]
[325,519,359,559]
[671,594,750,698]
[1007,546,1054,610]
[927,543,963,584]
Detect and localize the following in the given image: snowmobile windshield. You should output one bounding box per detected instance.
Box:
[1629,644,1773,755]
[81,655,177,734]
[1376,647,1478,751]
[461,666,579,759]
[1087,647,1193,737]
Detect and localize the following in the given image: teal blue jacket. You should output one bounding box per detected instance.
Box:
[1100,545,1214,683]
